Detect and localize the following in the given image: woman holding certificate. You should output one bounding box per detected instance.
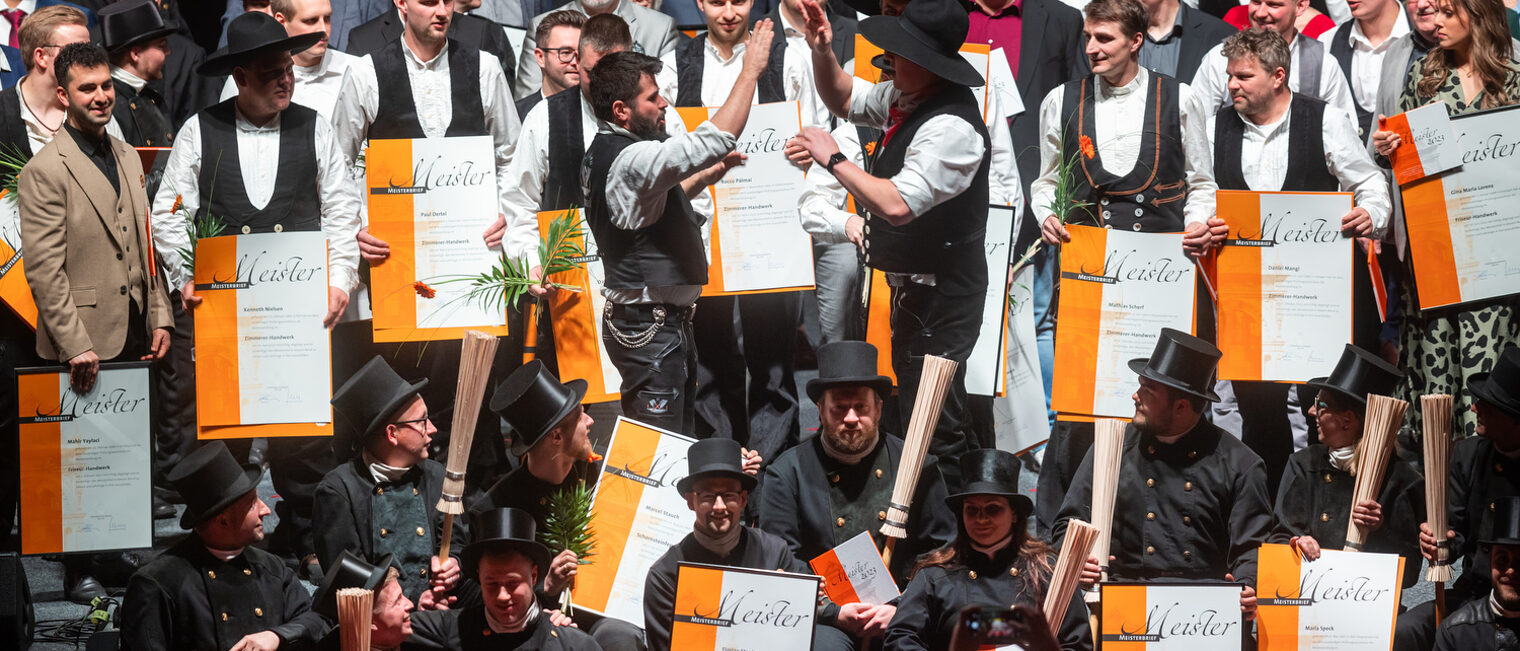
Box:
[884,450,1092,651]
[1371,0,1520,438]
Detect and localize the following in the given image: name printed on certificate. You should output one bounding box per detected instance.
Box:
[1256,543,1404,651]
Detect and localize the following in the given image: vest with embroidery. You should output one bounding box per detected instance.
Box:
[1059,72,1188,233]
[196,99,320,233]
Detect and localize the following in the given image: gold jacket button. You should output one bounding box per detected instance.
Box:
[875,469,883,478]
[836,517,846,527]
[878,511,886,521]
[1146,478,1155,487]
[241,225,251,234]
[1146,546,1156,555]
[1147,445,1156,455]
[1320,513,1330,522]
[968,570,978,580]
[1009,567,1019,577]
[1187,450,1197,459]
[420,567,428,577]
[380,528,388,537]
[1324,474,1333,483]
[552,631,559,638]
[830,474,840,484]
[376,487,383,495]
[1184,481,1193,491]
[413,487,419,495]
[1183,516,1191,525]
[417,526,426,536]
[254,608,263,617]
[221,613,228,622]
[243,568,252,576]
[1146,512,1155,521]
[208,571,216,579]
[273,224,284,233]
[1183,551,1192,560]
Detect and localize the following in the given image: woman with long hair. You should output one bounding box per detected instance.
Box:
[883,450,1091,651]
[1371,0,1520,438]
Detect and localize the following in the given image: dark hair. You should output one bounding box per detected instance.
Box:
[54,42,109,88]
[1417,0,1514,108]
[587,50,663,124]
[1165,385,1208,414]
[1221,26,1292,78]
[580,13,633,55]
[1315,389,1366,420]
[535,10,586,49]
[911,496,1054,599]
[1084,0,1148,42]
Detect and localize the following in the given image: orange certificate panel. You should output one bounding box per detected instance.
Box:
[18,363,152,554]
[1383,103,1460,186]
[194,232,333,439]
[535,210,620,404]
[1100,582,1244,651]
[0,195,36,329]
[1401,104,1520,310]
[1213,190,1354,382]
[808,531,899,606]
[1052,226,1196,418]
[366,136,512,342]
[572,418,696,625]
[671,563,820,651]
[1255,544,1404,651]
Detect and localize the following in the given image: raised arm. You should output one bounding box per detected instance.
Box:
[707,19,776,138]
[799,0,853,118]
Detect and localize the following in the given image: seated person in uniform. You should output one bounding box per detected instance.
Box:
[309,550,418,650]
[1435,495,1520,651]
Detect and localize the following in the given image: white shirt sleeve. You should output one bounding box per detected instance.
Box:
[1190,43,1230,114]
[330,55,379,167]
[479,51,522,223]
[1179,82,1218,229]
[606,121,738,231]
[894,115,987,219]
[657,51,680,105]
[151,115,202,291]
[1319,55,1361,119]
[1027,86,1066,224]
[1322,105,1391,236]
[314,119,362,292]
[797,123,864,243]
[500,102,551,263]
[846,79,895,130]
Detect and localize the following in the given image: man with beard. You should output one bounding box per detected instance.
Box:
[1053,328,1273,630]
[221,0,360,121]
[1435,496,1520,651]
[645,438,851,651]
[758,341,955,634]
[1190,0,1356,115]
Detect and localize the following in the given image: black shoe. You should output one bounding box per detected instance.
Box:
[152,496,176,520]
[67,575,107,605]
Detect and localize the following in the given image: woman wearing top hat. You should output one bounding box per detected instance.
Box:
[1433,496,1520,651]
[1271,344,1424,589]
[884,449,1092,651]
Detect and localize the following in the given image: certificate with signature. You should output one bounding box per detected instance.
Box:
[1256,544,1404,651]
[1214,191,1354,382]
[672,563,821,651]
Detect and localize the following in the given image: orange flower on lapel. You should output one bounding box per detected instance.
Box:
[1079,135,1096,160]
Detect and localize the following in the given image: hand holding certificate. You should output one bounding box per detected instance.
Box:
[671,563,821,651]
[1382,103,1462,186]
[1256,544,1404,651]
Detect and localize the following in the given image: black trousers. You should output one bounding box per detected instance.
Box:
[692,292,802,461]
[152,293,198,487]
[603,303,697,435]
[888,282,984,495]
[1035,420,1093,536]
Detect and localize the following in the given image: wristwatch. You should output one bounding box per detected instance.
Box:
[823,152,848,173]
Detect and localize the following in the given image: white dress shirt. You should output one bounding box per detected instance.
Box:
[1205,99,1391,236]
[1191,33,1359,118]
[1316,11,1410,116]
[846,79,988,221]
[221,49,357,121]
[598,120,737,306]
[1030,68,1217,229]
[150,106,363,294]
[110,66,146,92]
[656,35,821,128]
[0,1,36,49]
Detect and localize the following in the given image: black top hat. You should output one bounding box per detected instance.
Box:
[945,449,1032,515]
[312,550,394,620]
[1484,497,1520,546]
[1471,345,1520,419]
[675,438,756,494]
[99,0,176,53]
[1127,328,1222,402]
[166,440,262,530]
[331,356,429,454]
[197,11,322,76]
[491,360,588,457]
[806,341,895,402]
[858,0,984,87]
[1305,344,1404,406]
[463,508,553,579]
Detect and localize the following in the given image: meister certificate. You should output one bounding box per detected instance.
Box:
[0,195,36,329]
[1214,191,1354,382]
[671,563,820,651]
[1401,104,1520,310]
[1100,582,1244,651]
[17,363,152,554]
[537,209,621,404]
[194,232,333,435]
[1052,226,1197,418]
[572,418,696,626]
[366,135,511,341]
[1256,544,1404,651]
[968,204,1015,397]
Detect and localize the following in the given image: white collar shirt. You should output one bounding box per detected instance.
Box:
[1316,11,1410,116]
[1192,33,1359,119]
[655,35,820,128]
[110,65,147,92]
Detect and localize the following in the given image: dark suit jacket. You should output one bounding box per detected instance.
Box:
[0,46,20,90]
[1173,3,1237,83]
[147,32,217,130]
[345,10,517,89]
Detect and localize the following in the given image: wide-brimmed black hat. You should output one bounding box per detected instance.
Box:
[1305,344,1404,406]
[1471,345,1520,419]
[491,360,587,457]
[463,508,552,579]
[312,550,394,619]
[331,356,429,454]
[198,11,322,76]
[675,438,756,494]
[1484,497,1520,546]
[166,440,263,530]
[858,0,983,87]
[945,449,1032,515]
[99,0,177,53]
[1127,328,1222,402]
[806,341,895,402]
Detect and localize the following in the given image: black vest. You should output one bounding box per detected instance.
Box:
[1328,22,1376,137]
[0,87,31,162]
[674,33,788,107]
[196,99,322,232]
[369,38,486,140]
[1295,31,1324,100]
[542,89,585,211]
[1061,73,1188,233]
[862,85,991,296]
[583,132,708,290]
[1212,95,1339,192]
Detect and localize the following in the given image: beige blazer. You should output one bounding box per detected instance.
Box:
[18,127,172,362]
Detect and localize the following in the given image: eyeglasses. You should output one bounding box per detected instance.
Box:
[393,414,431,430]
[542,47,578,63]
[696,491,741,506]
[962,503,1008,520]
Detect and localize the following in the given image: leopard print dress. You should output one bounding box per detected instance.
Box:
[1396,57,1520,438]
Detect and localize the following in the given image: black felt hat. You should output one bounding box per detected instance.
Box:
[463,508,553,579]
[1484,497,1520,546]
[1127,328,1222,402]
[167,440,262,530]
[675,438,756,494]
[197,11,322,76]
[945,448,1032,515]
[1306,344,1404,406]
[491,360,587,457]
[99,0,177,53]
[312,550,394,620]
[1471,345,1520,419]
[858,0,983,87]
[330,356,429,454]
[806,341,895,402]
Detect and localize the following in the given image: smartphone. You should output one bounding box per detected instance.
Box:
[949,605,1032,651]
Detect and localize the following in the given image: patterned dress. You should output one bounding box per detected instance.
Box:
[1396,56,1520,437]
